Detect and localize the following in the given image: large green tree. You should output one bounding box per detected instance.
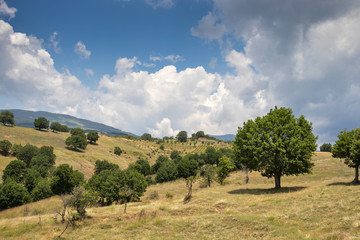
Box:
[176,131,188,143]
[332,128,360,183]
[65,135,87,151]
[233,107,317,189]
[0,181,31,210]
[34,117,49,130]
[0,110,15,126]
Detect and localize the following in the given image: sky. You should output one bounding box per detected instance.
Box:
[0,0,360,145]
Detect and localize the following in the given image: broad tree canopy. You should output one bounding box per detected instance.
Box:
[233,106,317,189]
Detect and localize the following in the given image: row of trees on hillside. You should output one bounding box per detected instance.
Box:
[140,130,218,143]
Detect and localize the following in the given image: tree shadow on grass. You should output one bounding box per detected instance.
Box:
[65,147,85,153]
[228,186,307,195]
[327,181,360,186]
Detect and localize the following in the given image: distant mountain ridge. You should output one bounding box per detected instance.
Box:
[209,134,235,142]
[1,109,137,137]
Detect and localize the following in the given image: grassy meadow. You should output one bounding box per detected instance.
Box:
[1,126,360,239]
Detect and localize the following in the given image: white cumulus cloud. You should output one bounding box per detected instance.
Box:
[0,0,17,20]
[74,41,91,59]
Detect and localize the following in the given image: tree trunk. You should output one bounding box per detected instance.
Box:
[124,199,127,214]
[245,168,249,184]
[353,166,359,184]
[274,174,281,189]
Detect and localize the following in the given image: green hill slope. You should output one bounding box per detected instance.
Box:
[1,126,359,239]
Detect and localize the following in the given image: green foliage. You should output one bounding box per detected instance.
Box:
[320,143,332,152]
[119,169,147,202]
[51,164,84,195]
[16,144,39,167]
[65,135,87,151]
[2,160,27,183]
[0,140,12,156]
[217,156,234,185]
[233,106,317,189]
[129,158,151,176]
[94,159,119,175]
[177,157,198,179]
[204,146,221,165]
[11,143,23,156]
[140,133,152,141]
[31,179,53,202]
[151,155,170,173]
[200,164,217,187]
[49,122,69,132]
[176,131,188,143]
[0,110,15,126]
[159,144,164,151]
[87,170,120,205]
[70,127,86,138]
[34,117,49,130]
[114,146,122,156]
[155,160,178,183]
[69,186,98,219]
[0,180,31,210]
[170,150,182,161]
[196,131,205,139]
[87,131,99,144]
[23,168,41,192]
[332,128,360,183]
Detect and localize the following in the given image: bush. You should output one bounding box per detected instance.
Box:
[11,143,23,156]
[51,164,84,195]
[0,140,12,156]
[2,160,27,183]
[0,180,31,210]
[155,160,178,183]
[114,146,122,156]
[31,179,53,201]
[148,191,159,200]
[129,158,151,176]
[165,192,173,199]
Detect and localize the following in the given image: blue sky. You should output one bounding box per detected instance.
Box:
[1,0,360,145]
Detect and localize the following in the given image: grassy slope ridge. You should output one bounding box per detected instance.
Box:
[1,126,359,239]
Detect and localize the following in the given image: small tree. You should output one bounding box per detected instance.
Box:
[11,143,23,156]
[200,164,217,187]
[50,122,61,132]
[184,176,197,203]
[0,110,15,126]
[217,156,234,185]
[70,128,86,138]
[34,117,49,130]
[114,146,122,156]
[69,186,98,219]
[155,160,178,183]
[332,128,360,183]
[0,140,12,156]
[320,143,332,152]
[128,158,151,176]
[87,131,99,144]
[65,135,87,151]
[196,131,205,139]
[177,131,188,143]
[177,157,198,179]
[16,144,39,167]
[140,133,152,141]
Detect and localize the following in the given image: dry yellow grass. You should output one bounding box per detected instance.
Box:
[1,149,360,239]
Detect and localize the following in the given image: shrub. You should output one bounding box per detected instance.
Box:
[31,179,53,201]
[0,140,12,156]
[165,192,173,199]
[155,160,178,183]
[0,180,31,210]
[114,146,122,156]
[148,191,159,200]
